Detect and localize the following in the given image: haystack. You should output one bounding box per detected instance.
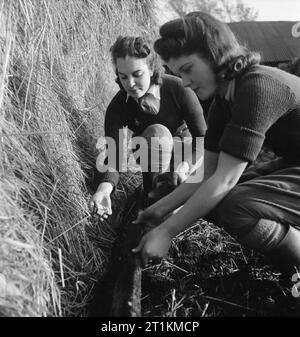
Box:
[0,0,157,316]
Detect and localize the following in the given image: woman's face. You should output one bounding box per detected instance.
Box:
[116,56,152,99]
[165,53,217,100]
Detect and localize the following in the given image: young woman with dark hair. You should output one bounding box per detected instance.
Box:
[133,12,300,275]
[89,35,207,219]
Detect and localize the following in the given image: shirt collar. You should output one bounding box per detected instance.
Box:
[224,79,235,102]
[126,84,161,103]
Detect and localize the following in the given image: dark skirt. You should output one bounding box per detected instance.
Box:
[205,157,300,236]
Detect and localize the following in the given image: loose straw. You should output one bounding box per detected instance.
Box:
[58,248,65,288]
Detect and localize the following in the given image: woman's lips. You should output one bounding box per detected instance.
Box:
[129,89,140,94]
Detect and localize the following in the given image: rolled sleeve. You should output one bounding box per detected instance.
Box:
[220,124,265,162]
[208,73,293,162]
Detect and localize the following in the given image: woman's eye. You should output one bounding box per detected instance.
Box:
[133,71,143,77]
[182,66,192,74]
[120,76,127,80]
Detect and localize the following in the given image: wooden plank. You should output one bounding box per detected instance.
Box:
[88,185,146,317]
[88,173,179,317]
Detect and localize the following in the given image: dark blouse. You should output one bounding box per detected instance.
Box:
[205,65,300,164]
[100,74,207,188]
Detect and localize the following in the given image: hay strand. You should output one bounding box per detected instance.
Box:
[1,0,156,317]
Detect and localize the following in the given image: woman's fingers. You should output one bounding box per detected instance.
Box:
[96,206,105,216]
[98,212,110,222]
[90,202,111,222]
[89,200,95,213]
[132,237,144,253]
[132,236,157,267]
[132,210,144,224]
[141,251,149,267]
[141,250,161,267]
[95,203,109,215]
[132,237,150,267]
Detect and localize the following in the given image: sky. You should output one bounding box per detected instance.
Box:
[244,0,300,21]
[156,0,300,23]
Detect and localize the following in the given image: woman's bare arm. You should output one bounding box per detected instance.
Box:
[147,150,219,216]
[163,151,248,237]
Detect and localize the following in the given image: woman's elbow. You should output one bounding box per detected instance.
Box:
[212,174,239,192]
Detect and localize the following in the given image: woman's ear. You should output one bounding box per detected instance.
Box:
[115,76,125,91]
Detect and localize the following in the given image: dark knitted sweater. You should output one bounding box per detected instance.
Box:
[99,74,207,188]
[205,65,300,164]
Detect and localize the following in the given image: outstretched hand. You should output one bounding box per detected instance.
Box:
[132,225,172,267]
[89,191,112,221]
[132,206,163,229]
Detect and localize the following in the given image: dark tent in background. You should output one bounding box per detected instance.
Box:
[199,21,300,117]
[164,21,300,117]
[229,21,300,67]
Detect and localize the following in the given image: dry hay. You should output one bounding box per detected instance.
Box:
[0,0,156,316]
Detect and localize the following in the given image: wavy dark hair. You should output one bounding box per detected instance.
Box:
[279,57,300,77]
[110,36,163,89]
[154,11,260,81]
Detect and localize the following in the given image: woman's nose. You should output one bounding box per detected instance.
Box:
[127,77,135,87]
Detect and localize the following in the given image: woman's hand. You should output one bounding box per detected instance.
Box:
[89,182,113,219]
[132,204,165,229]
[132,225,172,266]
[89,191,112,220]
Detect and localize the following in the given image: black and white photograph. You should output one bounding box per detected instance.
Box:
[0,0,300,322]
